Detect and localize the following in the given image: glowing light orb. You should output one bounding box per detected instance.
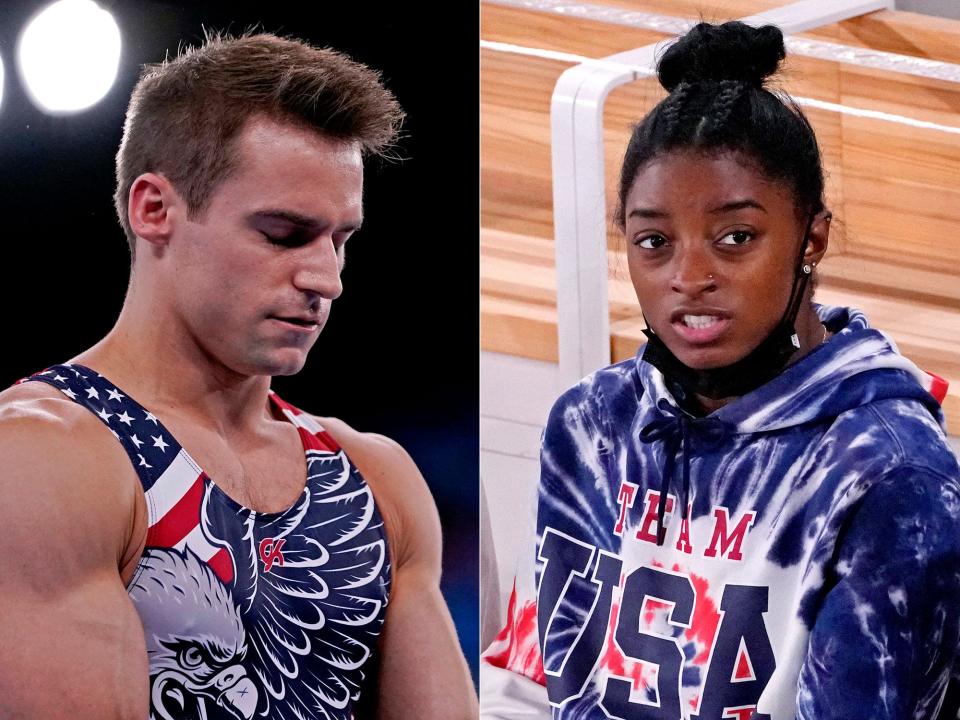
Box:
[18,0,121,114]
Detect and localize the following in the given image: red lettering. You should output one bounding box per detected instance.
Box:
[636,490,674,545]
[614,482,639,536]
[723,707,759,720]
[704,508,755,561]
[258,537,287,572]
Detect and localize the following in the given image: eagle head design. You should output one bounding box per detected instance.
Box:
[130,547,259,720]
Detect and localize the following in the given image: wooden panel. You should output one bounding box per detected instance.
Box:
[809,9,960,64]
[481,50,570,238]
[483,228,643,320]
[482,294,557,363]
[835,68,960,300]
[557,0,960,63]
[482,3,667,58]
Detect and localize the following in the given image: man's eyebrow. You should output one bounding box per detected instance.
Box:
[708,199,767,214]
[251,209,363,233]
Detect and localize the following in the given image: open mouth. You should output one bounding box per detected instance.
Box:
[680,314,722,330]
[670,312,730,345]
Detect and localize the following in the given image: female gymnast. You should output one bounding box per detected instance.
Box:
[482,19,960,720]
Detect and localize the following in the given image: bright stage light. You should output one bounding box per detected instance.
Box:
[18,0,121,114]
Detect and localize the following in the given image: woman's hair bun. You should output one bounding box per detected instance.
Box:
[657,21,785,92]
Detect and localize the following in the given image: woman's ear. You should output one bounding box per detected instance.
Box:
[804,209,831,268]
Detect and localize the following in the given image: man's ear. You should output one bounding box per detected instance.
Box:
[127,172,182,250]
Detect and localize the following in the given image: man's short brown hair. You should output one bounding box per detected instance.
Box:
[114,32,404,255]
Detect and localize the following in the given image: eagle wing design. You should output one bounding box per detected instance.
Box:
[202,448,390,720]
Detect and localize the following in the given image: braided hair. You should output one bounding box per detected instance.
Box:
[615,21,825,227]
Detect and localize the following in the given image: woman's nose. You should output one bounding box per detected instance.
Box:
[670,244,717,297]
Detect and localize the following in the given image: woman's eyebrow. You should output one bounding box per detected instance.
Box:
[628,207,670,220]
[708,199,767,214]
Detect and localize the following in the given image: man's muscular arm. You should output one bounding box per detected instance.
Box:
[319,417,477,719]
[0,385,148,719]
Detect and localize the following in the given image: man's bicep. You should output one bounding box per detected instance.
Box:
[0,571,149,718]
[0,411,149,718]
[358,435,477,718]
[376,562,477,720]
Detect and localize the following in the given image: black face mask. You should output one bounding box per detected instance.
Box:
[640,215,816,401]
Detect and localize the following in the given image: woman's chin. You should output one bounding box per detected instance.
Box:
[669,344,743,371]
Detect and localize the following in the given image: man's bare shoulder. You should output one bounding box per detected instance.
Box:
[0,380,125,457]
[316,415,442,569]
[0,380,139,549]
[316,416,414,472]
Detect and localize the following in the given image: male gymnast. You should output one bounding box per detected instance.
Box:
[0,32,476,720]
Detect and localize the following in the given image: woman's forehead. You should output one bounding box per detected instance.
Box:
[625,150,795,216]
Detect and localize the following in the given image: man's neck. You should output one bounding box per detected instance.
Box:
[72,295,274,435]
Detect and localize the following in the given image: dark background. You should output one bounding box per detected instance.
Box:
[0,0,479,684]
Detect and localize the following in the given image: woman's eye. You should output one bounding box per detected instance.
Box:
[635,234,667,249]
[718,230,753,246]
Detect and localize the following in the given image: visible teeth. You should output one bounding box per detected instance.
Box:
[682,314,720,330]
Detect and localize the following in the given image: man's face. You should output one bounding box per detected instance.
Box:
[167,115,363,377]
[624,150,804,370]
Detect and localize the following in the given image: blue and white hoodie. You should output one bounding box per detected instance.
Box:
[481,306,960,720]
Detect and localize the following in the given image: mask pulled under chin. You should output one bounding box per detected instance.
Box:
[640,320,801,400]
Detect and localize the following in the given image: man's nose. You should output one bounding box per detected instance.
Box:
[670,243,717,297]
[293,236,343,300]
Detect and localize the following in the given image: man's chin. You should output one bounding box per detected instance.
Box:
[240,348,311,377]
[263,356,309,377]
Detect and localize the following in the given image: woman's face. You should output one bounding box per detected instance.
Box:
[624,150,827,370]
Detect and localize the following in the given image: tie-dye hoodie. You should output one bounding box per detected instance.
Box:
[481,306,960,720]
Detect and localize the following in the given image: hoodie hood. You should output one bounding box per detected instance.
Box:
[636,304,945,436]
[631,304,947,547]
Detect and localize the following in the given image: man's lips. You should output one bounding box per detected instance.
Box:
[269,315,320,332]
[668,309,731,345]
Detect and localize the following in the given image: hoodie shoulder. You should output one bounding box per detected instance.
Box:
[546,358,641,429]
[815,392,960,487]
[860,396,960,478]
[540,359,640,490]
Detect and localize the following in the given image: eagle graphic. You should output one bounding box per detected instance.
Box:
[130,448,390,720]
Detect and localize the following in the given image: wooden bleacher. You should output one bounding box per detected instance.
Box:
[481,0,960,430]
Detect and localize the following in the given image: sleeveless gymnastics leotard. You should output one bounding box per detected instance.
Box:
[24,363,391,720]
